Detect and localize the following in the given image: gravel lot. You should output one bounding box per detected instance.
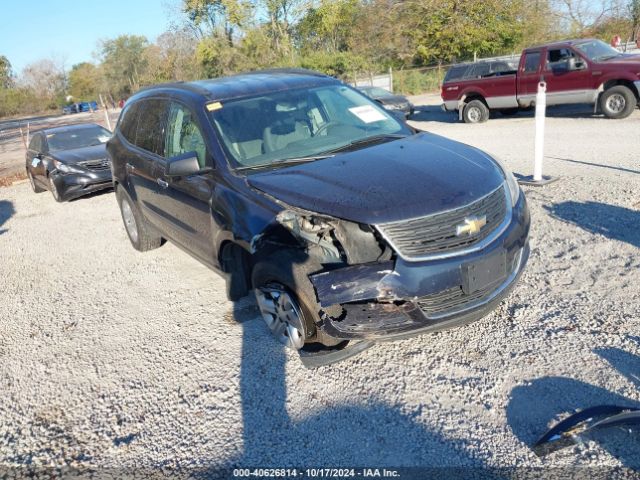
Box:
[0,97,639,476]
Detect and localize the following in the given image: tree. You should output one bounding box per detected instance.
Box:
[0,55,13,88]
[296,0,360,53]
[68,62,100,100]
[98,35,149,98]
[402,0,525,64]
[183,0,252,43]
[20,59,66,100]
[629,0,640,41]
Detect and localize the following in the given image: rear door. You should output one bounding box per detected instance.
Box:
[517,50,544,106]
[152,100,215,265]
[124,99,168,227]
[543,47,591,105]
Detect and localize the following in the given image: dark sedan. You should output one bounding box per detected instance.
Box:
[26,123,113,202]
[359,86,415,117]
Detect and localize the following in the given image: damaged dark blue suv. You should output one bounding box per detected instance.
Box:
[107,69,529,365]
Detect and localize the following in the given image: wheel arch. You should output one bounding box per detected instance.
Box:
[600,78,640,101]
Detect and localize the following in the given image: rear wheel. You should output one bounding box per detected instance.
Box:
[600,86,636,119]
[463,100,489,124]
[116,186,163,252]
[27,170,44,193]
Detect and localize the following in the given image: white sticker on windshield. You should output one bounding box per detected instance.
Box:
[97,135,110,143]
[348,105,387,124]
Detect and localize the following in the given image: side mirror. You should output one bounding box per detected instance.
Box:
[567,57,585,71]
[165,152,202,177]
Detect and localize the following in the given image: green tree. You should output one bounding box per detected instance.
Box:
[296,0,360,53]
[183,0,252,43]
[98,35,149,98]
[403,0,525,64]
[68,62,100,100]
[0,55,13,88]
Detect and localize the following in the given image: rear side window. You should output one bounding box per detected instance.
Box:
[118,103,140,144]
[134,99,167,156]
[523,52,541,73]
[29,134,43,152]
[444,65,469,83]
[470,63,490,78]
[165,102,207,168]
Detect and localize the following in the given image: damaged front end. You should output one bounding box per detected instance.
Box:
[263,188,530,344]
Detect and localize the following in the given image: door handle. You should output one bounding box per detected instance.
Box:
[157,178,169,189]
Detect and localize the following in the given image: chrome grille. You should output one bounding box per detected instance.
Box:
[79,159,110,171]
[376,185,507,260]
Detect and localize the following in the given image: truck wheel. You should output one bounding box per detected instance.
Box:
[463,100,489,124]
[116,186,163,252]
[252,250,323,350]
[600,86,636,119]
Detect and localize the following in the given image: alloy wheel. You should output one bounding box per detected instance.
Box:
[121,198,139,243]
[48,176,60,201]
[255,284,305,350]
[606,93,626,114]
[467,106,482,123]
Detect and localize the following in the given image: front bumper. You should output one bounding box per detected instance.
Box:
[50,168,113,201]
[309,193,530,341]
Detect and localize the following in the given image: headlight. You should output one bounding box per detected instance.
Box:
[52,159,72,173]
[491,156,521,207]
[276,210,332,236]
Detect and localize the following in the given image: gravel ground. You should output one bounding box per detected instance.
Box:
[0,97,639,477]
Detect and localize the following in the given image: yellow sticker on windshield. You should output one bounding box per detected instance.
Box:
[207,102,222,111]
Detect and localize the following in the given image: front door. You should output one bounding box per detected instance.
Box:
[543,47,591,105]
[153,101,215,266]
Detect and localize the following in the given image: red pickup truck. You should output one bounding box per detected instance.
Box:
[441,39,640,123]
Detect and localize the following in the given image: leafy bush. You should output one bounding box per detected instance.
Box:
[393,68,445,95]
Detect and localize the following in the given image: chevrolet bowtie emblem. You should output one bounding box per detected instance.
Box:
[456,215,487,236]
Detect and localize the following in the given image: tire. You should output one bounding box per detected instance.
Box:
[499,108,519,116]
[116,186,163,252]
[251,250,326,349]
[463,99,489,124]
[48,174,62,202]
[600,86,636,119]
[27,170,45,193]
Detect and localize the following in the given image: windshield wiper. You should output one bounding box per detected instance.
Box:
[234,154,334,172]
[325,133,408,154]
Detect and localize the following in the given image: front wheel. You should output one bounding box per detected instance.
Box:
[600,86,636,119]
[463,100,489,124]
[48,175,62,202]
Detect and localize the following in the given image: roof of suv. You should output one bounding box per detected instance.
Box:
[133,69,341,104]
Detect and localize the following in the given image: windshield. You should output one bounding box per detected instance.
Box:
[362,87,393,98]
[574,40,621,62]
[47,126,111,152]
[208,84,410,170]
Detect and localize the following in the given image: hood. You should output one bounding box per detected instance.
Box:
[248,133,505,224]
[378,95,410,105]
[50,144,107,164]
[599,53,640,65]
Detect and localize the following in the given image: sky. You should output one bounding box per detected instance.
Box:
[0,0,179,74]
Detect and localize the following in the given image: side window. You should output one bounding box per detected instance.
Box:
[547,48,576,70]
[472,63,490,78]
[523,52,541,73]
[165,102,207,168]
[29,134,42,152]
[134,99,167,156]
[118,103,140,144]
